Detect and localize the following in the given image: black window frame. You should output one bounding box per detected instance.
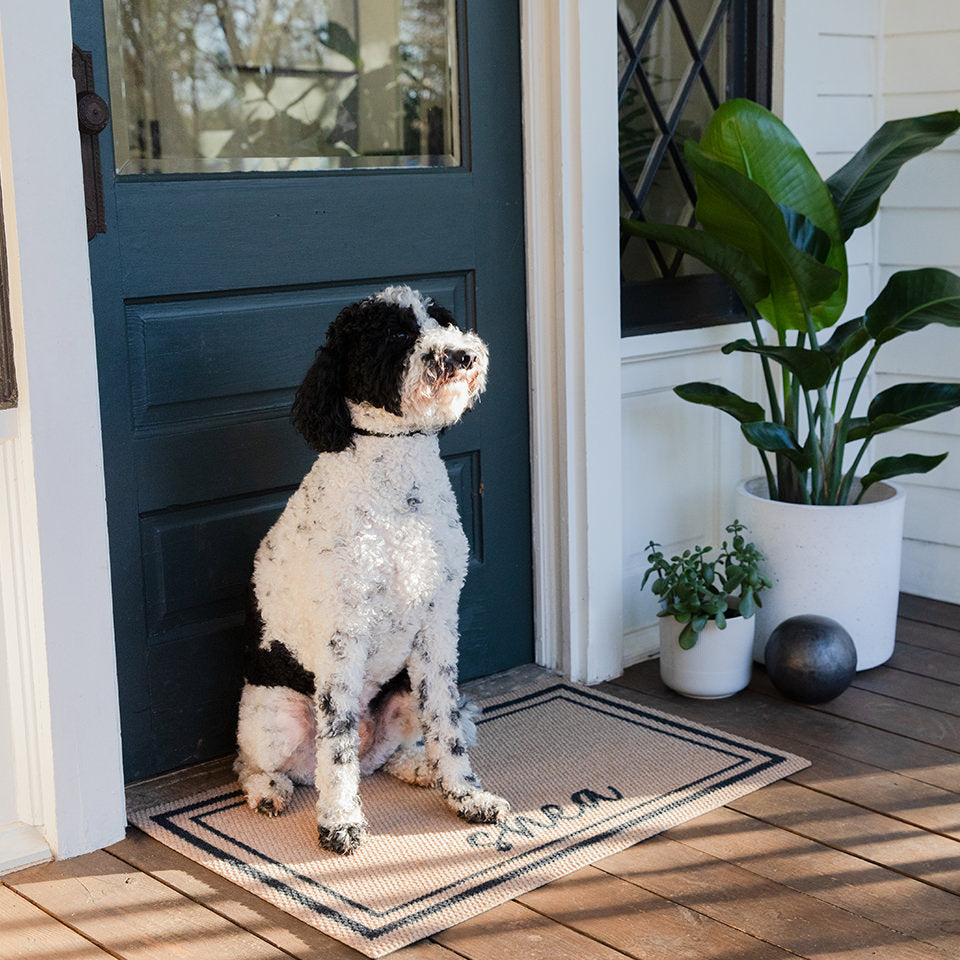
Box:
[619,0,773,337]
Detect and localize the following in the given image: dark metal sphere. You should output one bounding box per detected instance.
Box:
[765,615,857,704]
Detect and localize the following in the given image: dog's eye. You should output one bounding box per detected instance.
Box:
[391,329,414,342]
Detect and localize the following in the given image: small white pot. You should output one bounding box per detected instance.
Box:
[735,477,905,670]
[658,614,755,699]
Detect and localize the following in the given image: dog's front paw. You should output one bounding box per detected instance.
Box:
[453,789,511,825]
[318,821,367,855]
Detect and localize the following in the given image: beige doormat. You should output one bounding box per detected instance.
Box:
[129,680,808,956]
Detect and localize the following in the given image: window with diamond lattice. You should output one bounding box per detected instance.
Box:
[619,0,771,335]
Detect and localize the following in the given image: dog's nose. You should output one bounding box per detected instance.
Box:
[443,350,474,373]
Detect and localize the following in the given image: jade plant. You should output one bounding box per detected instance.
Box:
[622,100,960,505]
[641,520,771,649]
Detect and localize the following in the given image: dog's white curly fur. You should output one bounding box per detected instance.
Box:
[234,286,509,854]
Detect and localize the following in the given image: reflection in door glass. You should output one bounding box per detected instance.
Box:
[104,0,460,174]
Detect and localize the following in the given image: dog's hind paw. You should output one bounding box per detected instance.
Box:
[242,771,294,817]
[453,789,510,825]
[318,821,367,855]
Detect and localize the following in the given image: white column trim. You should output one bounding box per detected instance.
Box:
[0,437,53,873]
[520,0,623,682]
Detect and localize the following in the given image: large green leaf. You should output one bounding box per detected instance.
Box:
[827,111,960,241]
[847,382,960,441]
[673,382,766,423]
[721,339,834,390]
[822,317,870,365]
[686,141,842,332]
[864,268,960,344]
[619,220,770,308]
[741,421,813,470]
[698,99,848,329]
[859,452,949,499]
[778,204,832,264]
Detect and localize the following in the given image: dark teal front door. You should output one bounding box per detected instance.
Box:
[70,0,532,781]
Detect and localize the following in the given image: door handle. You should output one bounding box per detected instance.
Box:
[72,44,110,241]
[78,91,110,136]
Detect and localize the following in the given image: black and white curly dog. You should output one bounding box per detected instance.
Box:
[235,285,510,854]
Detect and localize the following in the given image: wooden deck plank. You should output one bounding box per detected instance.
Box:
[4,849,292,960]
[105,828,455,960]
[899,594,960,630]
[744,665,960,746]
[602,671,960,843]
[595,834,953,960]
[887,643,960,684]
[895,618,960,657]
[604,666,960,794]
[515,863,792,959]
[788,751,960,839]
[667,804,960,955]
[803,684,960,753]
[851,664,960,716]
[727,781,960,894]
[0,885,115,959]
[432,900,634,960]
[606,663,960,794]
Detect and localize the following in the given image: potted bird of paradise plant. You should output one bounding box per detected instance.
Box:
[623,100,960,668]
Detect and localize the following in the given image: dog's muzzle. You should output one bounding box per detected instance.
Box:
[427,349,476,381]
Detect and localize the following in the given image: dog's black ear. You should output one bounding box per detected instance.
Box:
[291,343,353,453]
[426,302,458,328]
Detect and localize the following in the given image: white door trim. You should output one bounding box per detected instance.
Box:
[520,0,624,683]
[0,0,125,861]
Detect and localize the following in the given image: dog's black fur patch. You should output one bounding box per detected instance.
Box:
[244,581,415,721]
[243,583,316,696]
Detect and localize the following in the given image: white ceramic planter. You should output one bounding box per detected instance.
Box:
[735,477,905,670]
[658,614,755,699]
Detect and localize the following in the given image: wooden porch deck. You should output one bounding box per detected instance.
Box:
[4,594,960,960]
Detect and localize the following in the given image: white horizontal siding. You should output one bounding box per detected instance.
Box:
[885,1,960,35]
[882,151,960,208]
[885,90,960,117]
[871,325,960,380]
[782,0,881,322]
[876,0,960,601]
[878,209,960,268]
[883,35,960,95]
[817,36,876,94]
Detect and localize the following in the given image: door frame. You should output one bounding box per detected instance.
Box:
[520,0,623,683]
[0,0,623,865]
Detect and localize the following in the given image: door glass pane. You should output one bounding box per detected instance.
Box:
[104,0,461,174]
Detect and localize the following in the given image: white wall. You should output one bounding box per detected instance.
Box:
[875,0,960,602]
